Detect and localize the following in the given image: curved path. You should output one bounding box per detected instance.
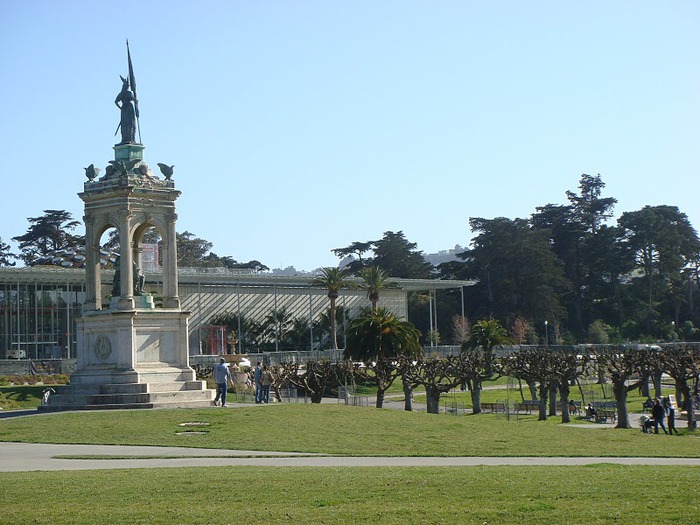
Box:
[2,442,700,472]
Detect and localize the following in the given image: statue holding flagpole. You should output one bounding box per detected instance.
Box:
[114,40,141,145]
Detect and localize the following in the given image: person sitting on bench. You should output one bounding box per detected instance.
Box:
[586,403,597,420]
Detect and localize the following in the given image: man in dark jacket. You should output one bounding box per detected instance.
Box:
[254,362,263,404]
[652,398,669,434]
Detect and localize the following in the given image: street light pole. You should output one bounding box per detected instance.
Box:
[544,320,549,348]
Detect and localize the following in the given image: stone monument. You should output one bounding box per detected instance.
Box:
[42,44,213,410]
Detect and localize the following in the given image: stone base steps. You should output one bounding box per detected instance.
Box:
[39,367,214,411]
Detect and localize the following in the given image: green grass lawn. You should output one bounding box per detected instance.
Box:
[1,404,699,457]
[2,465,699,524]
[2,400,700,524]
[0,384,64,409]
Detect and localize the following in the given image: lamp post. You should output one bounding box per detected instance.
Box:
[671,321,676,342]
[544,320,549,348]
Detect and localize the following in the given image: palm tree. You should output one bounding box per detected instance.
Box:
[464,318,514,355]
[312,267,350,349]
[357,265,398,310]
[345,307,423,407]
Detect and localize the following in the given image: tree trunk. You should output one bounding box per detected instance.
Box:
[652,371,663,399]
[538,382,548,421]
[597,364,606,385]
[612,380,630,429]
[640,374,651,398]
[376,381,385,409]
[273,384,282,403]
[470,378,483,414]
[310,390,323,404]
[548,381,558,417]
[402,378,413,411]
[527,379,538,401]
[469,379,481,414]
[425,385,441,414]
[329,297,338,349]
[676,385,684,412]
[560,382,571,424]
[518,378,525,402]
[680,383,696,431]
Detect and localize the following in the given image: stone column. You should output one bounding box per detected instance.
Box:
[82,212,100,311]
[117,209,135,310]
[163,211,180,308]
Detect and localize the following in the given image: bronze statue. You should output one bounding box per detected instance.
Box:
[134,260,145,296]
[111,256,121,297]
[113,41,141,145]
[157,163,174,180]
[84,164,100,181]
[111,255,145,297]
[114,76,137,144]
[108,158,140,177]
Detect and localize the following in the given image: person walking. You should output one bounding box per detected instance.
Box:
[652,398,668,434]
[254,361,263,404]
[261,365,273,404]
[213,358,234,407]
[664,397,679,435]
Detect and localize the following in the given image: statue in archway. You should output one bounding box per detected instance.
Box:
[111,256,145,297]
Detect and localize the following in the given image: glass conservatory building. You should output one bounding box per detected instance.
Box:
[0,267,470,360]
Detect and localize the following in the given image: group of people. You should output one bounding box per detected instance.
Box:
[212,359,275,406]
[253,361,274,404]
[640,397,679,435]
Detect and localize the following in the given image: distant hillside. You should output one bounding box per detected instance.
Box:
[269,245,467,275]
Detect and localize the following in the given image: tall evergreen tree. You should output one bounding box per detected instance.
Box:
[532,174,618,337]
[13,210,82,265]
[372,231,433,279]
[618,205,700,336]
[0,237,17,267]
[461,217,568,327]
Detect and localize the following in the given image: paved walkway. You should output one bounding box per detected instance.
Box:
[2,441,700,472]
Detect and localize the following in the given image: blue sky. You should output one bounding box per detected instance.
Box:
[1,1,698,271]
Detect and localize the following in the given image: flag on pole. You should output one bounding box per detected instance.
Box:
[126,39,139,118]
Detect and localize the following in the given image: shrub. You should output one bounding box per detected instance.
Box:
[8,375,25,385]
[0,392,19,410]
[42,374,69,385]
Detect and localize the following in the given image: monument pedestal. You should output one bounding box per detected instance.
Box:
[43,61,214,411]
[41,307,214,411]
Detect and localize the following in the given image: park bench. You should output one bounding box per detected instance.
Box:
[678,410,698,421]
[554,401,582,415]
[445,402,467,415]
[480,402,505,413]
[595,409,617,423]
[594,401,617,409]
[520,400,539,414]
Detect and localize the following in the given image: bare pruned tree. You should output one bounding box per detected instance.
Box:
[660,344,700,430]
[400,356,465,414]
[594,345,656,429]
[278,360,353,404]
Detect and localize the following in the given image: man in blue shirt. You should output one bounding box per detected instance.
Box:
[213,358,234,407]
[254,361,263,404]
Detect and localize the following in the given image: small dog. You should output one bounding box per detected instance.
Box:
[41,388,56,406]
